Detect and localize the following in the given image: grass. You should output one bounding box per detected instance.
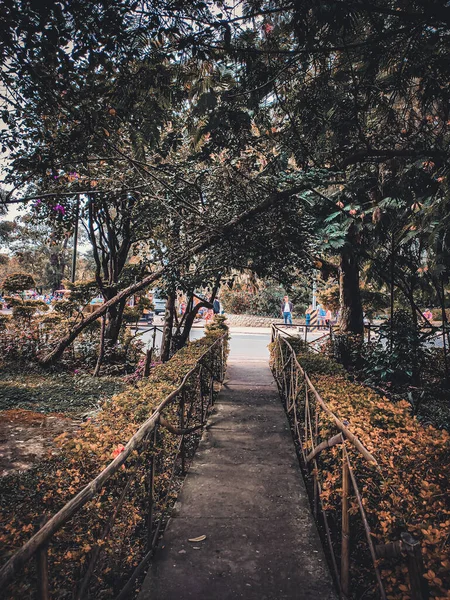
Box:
[0,370,126,415]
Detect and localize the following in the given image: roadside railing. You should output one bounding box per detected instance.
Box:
[270,325,429,600]
[0,333,228,600]
[273,322,336,353]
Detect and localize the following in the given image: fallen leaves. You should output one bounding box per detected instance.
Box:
[188,535,206,542]
[274,342,450,599]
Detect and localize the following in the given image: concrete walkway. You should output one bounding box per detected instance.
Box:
[139,341,337,599]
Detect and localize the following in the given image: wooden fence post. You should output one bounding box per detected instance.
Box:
[180,390,186,475]
[199,367,205,424]
[36,517,50,600]
[341,451,350,599]
[147,425,157,551]
[401,532,429,600]
[209,375,214,407]
[313,410,319,519]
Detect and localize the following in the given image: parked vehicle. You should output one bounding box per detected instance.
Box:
[149,290,166,315]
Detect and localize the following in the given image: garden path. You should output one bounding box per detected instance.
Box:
[138,332,337,599]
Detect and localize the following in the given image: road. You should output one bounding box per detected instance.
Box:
[138,327,272,358]
[137,324,325,357]
[228,331,271,360]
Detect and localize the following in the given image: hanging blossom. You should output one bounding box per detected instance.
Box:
[53,204,66,215]
[68,171,79,182]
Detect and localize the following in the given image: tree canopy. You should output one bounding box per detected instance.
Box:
[0,0,448,361]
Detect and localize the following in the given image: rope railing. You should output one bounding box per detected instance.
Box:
[270,325,429,600]
[0,333,228,600]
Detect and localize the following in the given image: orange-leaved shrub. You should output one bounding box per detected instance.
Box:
[295,348,450,600]
[0,324,228,599]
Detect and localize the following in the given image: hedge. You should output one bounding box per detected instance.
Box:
[294,346,450,600]
[0,323,228,598]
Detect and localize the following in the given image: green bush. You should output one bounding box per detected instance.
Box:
[363,309,430,387]
[325,333,366,371]
[205,314,229,335]
[123,305,142,323]
[12,305,36,321]
[2,273,35,293]
[297,350,346,377]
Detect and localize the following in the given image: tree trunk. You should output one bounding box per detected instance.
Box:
[338,243,364,334]
[39,183,310,366]
[93,315,106,377]
[105,296,127,346]
[406,287,418,327]
[160,291,176,362]
[177,301,209,348]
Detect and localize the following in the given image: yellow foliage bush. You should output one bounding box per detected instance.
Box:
[0,325,228,598]
[295,347,450,600]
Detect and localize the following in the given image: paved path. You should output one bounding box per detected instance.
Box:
[139,335,337,600]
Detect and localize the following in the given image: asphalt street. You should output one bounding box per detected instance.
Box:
[137,323,324,357]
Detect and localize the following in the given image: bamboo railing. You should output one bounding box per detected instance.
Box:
[0,333,228,600]
[270,325,429,600]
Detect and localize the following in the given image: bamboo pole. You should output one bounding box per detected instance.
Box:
[316,466,341,586]
[344,447,387,600]
[209,373,214,407]
[147,426,157,551]
[401,532,429,600]
[340,448,350,599]
[36,517,49,600]
[180,389,186,475]
[36,544,49,600]
[313,410,319,518]
[306,433,343,463]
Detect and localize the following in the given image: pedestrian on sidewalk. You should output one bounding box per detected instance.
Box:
[317,304,327,329]
[281,295,293,325]
[423,308,433,323]
[305,310,311,328]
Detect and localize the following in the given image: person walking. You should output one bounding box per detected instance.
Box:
[423,308,433,322]
[305,310,311,328]
[317,304,327,329]
[281,295,293,325]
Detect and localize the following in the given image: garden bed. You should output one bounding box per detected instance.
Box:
[0,371,126,477]
[272,340,449,600]
[0,370,126,414]
[0,322,228,599]
[0,410,79,477]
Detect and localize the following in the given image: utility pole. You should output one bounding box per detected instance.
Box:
[312,271,317,310]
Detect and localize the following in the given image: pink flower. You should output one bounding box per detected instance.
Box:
[112,444,126,458]
[53,204,66,215]
[263,23,274,34]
